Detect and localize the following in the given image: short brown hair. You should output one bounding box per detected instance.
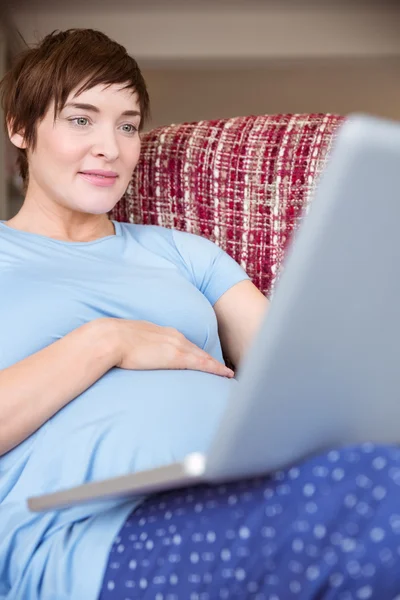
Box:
[0,28,150,189]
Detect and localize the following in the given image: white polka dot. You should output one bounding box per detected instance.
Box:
[372,486,387,500]
[173,534,182,545]
[221,548,231,561]
[170,574,178,585]
[303,483,316,497]
[313,465,329,477]
[228,495,238,505]
[324,549,338,566]
[222,568,234,579]
[206,531,216,543]
[390,514,400,533]
[116,544,125,553]
[313,524,327,539]
[332,468,345,481]
[190,552,200,563]
[329,572,344,587]
[107,580,115,590]
[202,552,215,562]
[356,502,370,516]
[168,553,180,564]
[247,581,258,592]
[346,560,361,575]
[139,578,148,589]
[290,580,302,593]
[305,502,318,514]
[155,594,164,600]
[265,505,281,517]
[344,493,357,508]
[356,474,372,488]
[139,532,148,541]
[306,565,320,581]
[390,467,400,485]
[194,503,204,512]
[146,540,154,550]
[261,526,276,538]
[370,527,385,542]
[362,563,376,577]
[357,585,373,599]
[129,559,137,570]
[292,538,304,553]
[328,450,340,462]
[372,456,387,470]
[239,526,251,539]
[341,538,357,552]
[235,568,246,581]
[288,467,300,479]
[289,560,303,574]
[276,484,291,495]
[295,520,310,533]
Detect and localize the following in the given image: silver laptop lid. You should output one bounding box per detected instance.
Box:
[204,114,400,481]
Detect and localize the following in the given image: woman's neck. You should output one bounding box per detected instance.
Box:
[5,203,115,243]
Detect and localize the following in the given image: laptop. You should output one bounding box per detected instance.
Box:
[28,114,400,513]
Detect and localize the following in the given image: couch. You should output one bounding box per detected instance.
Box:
[111,113,345,299]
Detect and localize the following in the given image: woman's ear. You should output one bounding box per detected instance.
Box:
[7,122,27,150]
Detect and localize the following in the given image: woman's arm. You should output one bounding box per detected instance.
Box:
[214,280,269,370]
[0,319,119,457]
[0,316,233,457]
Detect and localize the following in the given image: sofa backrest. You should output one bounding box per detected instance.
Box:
[111,113,344,296]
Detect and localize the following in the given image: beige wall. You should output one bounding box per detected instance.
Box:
[143,57,400,129]
[9,3,400,62]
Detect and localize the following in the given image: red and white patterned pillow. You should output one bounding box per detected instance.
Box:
[111,113,344,297]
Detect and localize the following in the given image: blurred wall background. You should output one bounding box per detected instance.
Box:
[1,0,400,215]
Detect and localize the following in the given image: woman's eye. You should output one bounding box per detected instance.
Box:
[121,124,138,134]
[70,117,89,127]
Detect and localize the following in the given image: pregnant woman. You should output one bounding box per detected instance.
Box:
[1,28,399,600]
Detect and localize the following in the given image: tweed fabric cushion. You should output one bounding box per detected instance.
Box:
[111,113,345,297]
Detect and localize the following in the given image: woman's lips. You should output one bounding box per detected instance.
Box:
[78,172,118,187]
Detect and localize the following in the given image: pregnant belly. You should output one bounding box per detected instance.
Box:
[32,368,237,490]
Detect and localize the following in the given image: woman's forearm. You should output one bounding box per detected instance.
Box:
[0,319,119,456]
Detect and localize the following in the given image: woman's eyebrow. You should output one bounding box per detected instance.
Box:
[63,102,141,118]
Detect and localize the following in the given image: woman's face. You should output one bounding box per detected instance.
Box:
[16,83,142,215]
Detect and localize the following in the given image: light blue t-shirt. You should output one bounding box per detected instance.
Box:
[0,220,250,600]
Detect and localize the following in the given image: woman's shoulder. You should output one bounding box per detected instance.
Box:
[116,221,175,249]
[116,221,213,255]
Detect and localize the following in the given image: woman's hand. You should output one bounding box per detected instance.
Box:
[101,318,235,378]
